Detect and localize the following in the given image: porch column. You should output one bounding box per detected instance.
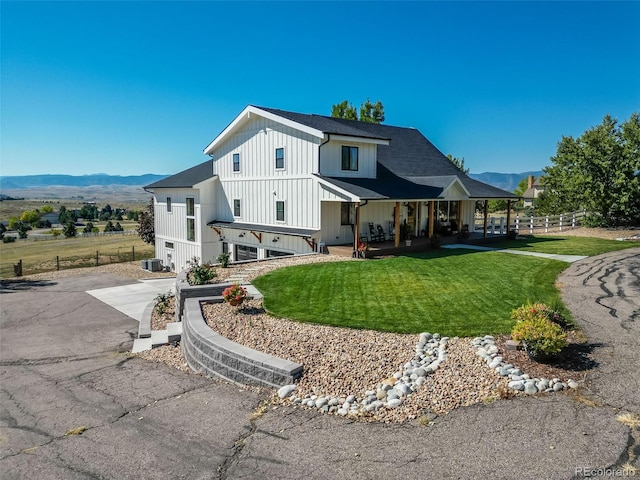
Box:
[354,202,361,250]
[394,202,400,247]
[506,200,512,235]
[457,201,462,233]
[428,201,435,238]
[483,200,489,238]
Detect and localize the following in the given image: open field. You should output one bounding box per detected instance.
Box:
[0,186,152,220]
[0,234,155,278]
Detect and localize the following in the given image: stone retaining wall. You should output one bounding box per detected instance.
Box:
[181,297,303,388]
[174,271,239,322]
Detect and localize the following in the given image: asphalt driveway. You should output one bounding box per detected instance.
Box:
[1,250,638,479]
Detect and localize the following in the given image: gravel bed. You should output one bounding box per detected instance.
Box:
[202,300,505,421]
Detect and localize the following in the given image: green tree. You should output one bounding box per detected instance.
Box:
[8,217,19,230]
[104,220,115,232]
[17,221,30,239]
[514,178,529,197]
[446,154,470,175]
[83,222,94,234]
[542,112,640,226]
[20,210,40,226]
[0,223,6,239]
[137,198,155,245]
[63,221,77,238]
[41,205,54,214]
[359,98,385,124]
[331,99,385,123]
[331,100,358,121]
[114,222,123,232]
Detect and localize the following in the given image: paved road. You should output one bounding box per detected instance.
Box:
[1,250,638,479]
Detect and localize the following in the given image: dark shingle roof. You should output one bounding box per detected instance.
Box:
[255,106,389,141]
[145,160,214,189]
[255,106,517,199]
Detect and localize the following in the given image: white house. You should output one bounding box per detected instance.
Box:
[522,175,545,208]
[145,105,517,271]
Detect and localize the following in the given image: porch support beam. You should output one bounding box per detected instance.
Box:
[428,201,435,238]
[394,202,400,247]
[457,201,462,233]
[506,200,512,235]
[483,200,489,238]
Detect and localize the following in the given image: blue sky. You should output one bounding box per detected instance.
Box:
[1,1,638,177]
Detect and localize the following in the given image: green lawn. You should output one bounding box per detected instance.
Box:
[490,235,639,256]
[253,250,569,337]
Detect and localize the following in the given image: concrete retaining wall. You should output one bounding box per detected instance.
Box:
[181,297,303,388]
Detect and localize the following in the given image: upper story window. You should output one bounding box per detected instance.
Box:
[186,197,195,216]
[276,201,285,222]
[233,199,241,217]
[166,197,172,212]
[275,148,285,169]
[341,146,358,171]
[233,153,240,172]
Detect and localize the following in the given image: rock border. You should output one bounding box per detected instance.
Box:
[471,335,579,394]
[278,333,450,416]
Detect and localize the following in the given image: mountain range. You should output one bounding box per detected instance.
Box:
[0,171,544,194]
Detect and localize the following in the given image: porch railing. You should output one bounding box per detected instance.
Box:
[473,210,587,235]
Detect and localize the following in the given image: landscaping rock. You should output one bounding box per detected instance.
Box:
[277,384,297,399]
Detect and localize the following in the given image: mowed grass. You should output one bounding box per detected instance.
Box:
[0,235,155,277]
[253,250,569,337]
[491,235,639,256]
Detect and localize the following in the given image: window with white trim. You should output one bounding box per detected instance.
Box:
[275,148,285,169]
[166,197,172,212]
[233,199,241,217]
[276,201,285,222]
[186,197,195,242]
[341,146,358,171]
[233,153,240,172]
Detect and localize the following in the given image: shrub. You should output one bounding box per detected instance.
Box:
[2,236,16,243]
[511,301,572,331]
[186,256,217,285]
[222,283,247,307]
[511,316,566,358]
[154,291,174,315]
[217,252,231,268]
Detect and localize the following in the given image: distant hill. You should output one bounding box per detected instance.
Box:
[469,171,544,193]
[0,173,168,191]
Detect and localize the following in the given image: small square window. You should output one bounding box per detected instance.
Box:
[233,199,241,217]
[341,146,358,171]
[233,153,240,172]
[186,198,195,216]
[275,148,285,169]
[165,241,174,249]
[166,197,172,213]
[276,201,285,222]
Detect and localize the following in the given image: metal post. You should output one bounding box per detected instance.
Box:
[96,251,99,266]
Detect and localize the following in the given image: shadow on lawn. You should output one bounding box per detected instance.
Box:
[489,235,567,250]
[0,279,58,294]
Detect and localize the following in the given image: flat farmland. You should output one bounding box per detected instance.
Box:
[0,234,155,278]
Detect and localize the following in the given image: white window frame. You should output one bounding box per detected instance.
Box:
[233,198,241,218]
[233,153,240,173]
[275,200,285,223]
[275,147,285,170]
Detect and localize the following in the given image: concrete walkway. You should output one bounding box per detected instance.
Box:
[86,277,176,322]
[442,243,588,263]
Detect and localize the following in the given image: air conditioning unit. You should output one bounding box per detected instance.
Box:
[149,258,163,272]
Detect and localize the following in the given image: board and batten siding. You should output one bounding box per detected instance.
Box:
[211,116,320,178]
[153,186,220,272]
[320,140,377,178]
